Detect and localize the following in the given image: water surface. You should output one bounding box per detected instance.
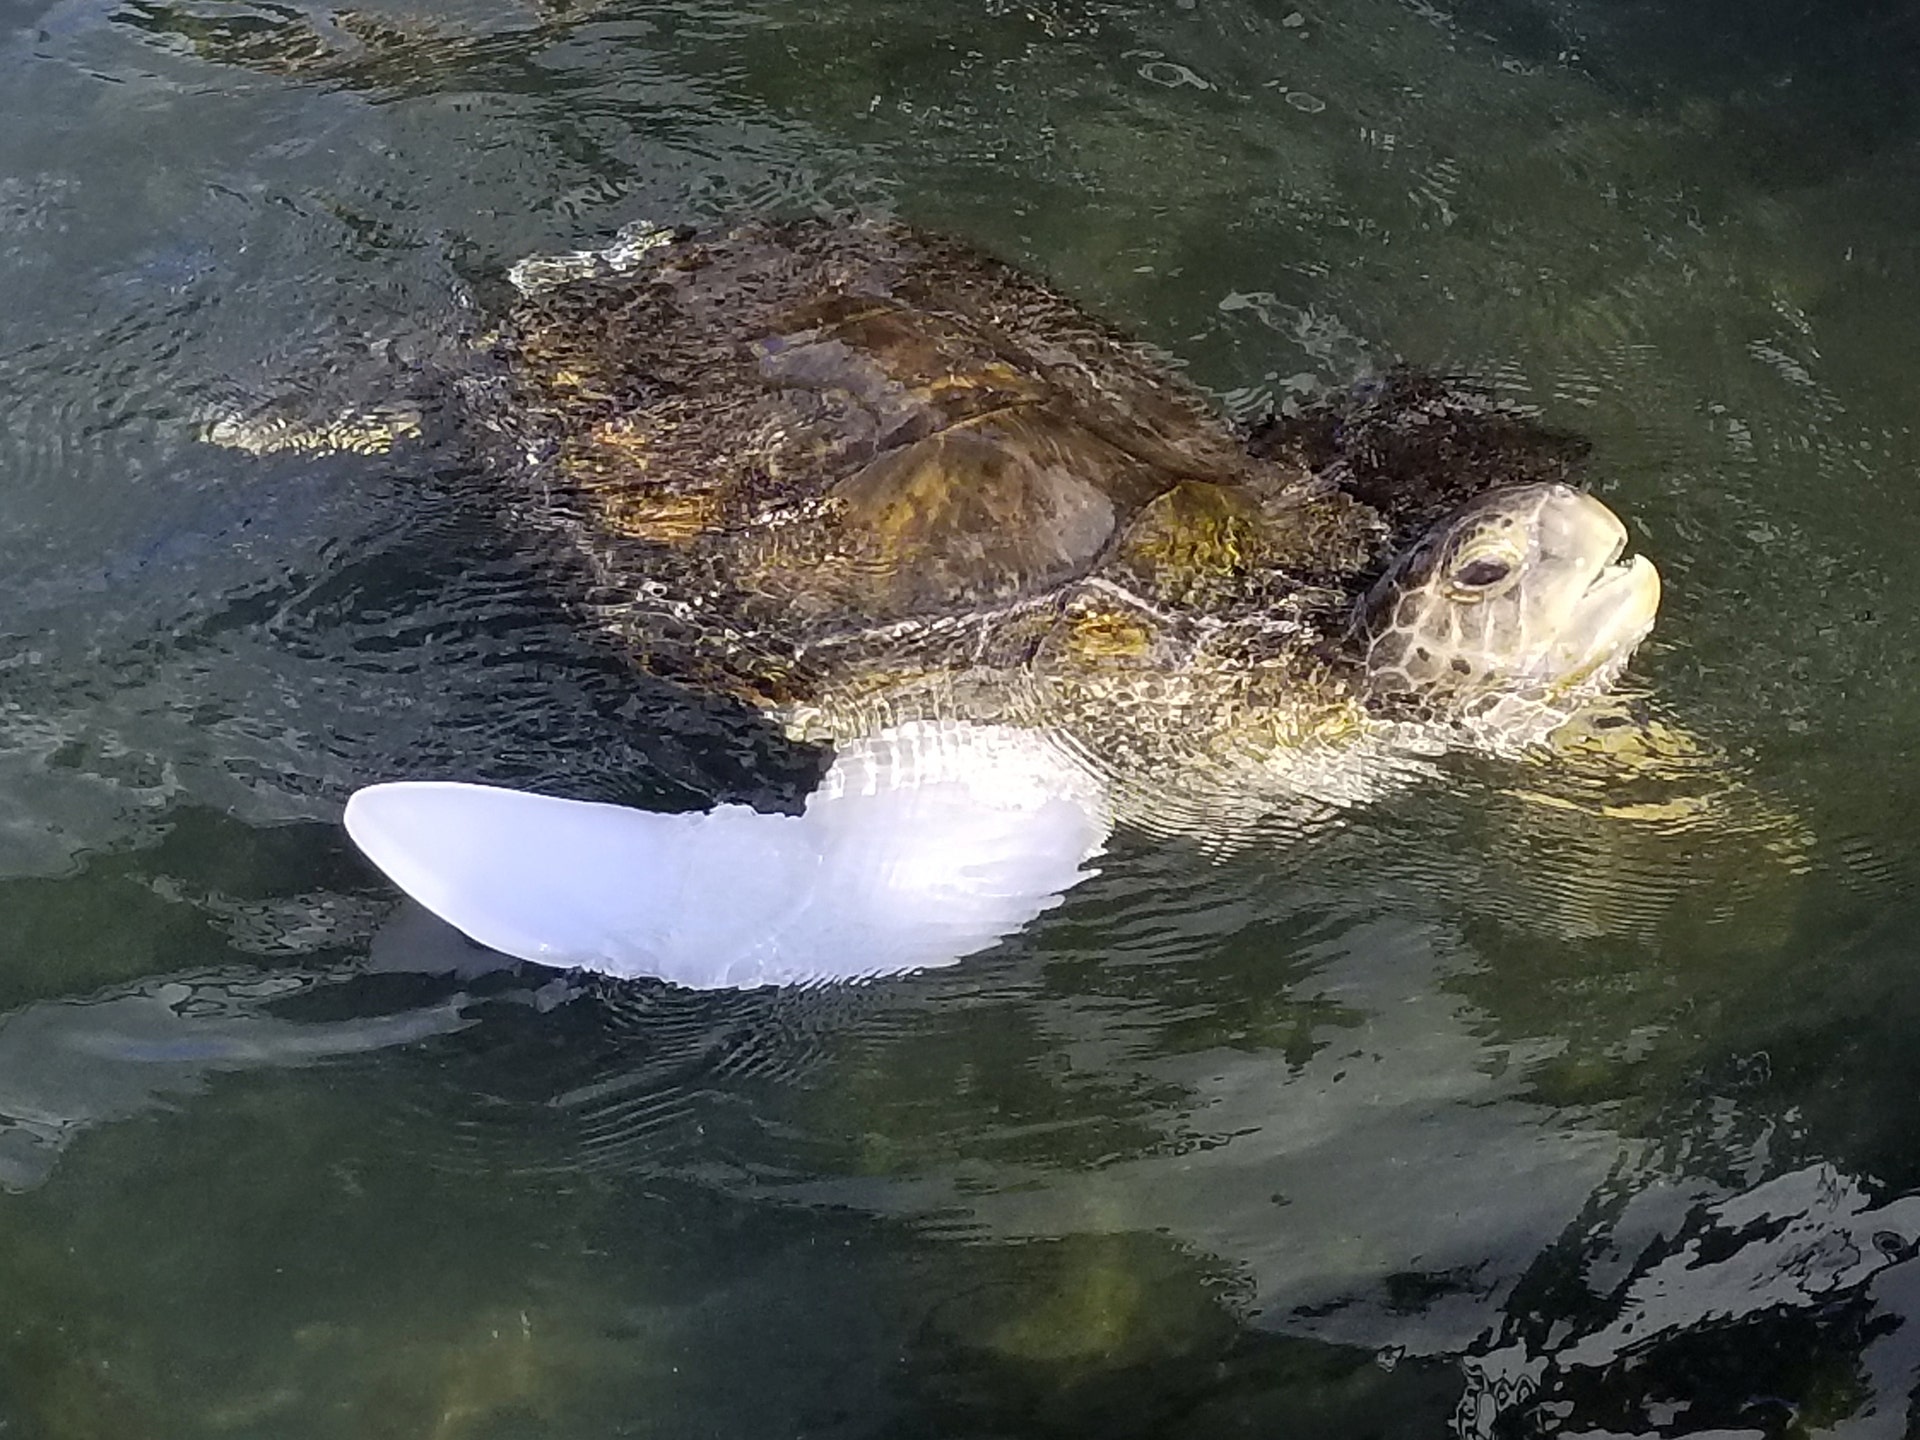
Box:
[5,0,1920,1433]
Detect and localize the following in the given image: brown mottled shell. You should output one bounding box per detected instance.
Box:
[497,218,1388,709]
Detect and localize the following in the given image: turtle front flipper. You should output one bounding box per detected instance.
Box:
[1480,696,1811,945]
[1528,696,1792,830]
[345,721,1111,989]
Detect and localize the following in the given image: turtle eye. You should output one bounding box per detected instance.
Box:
[1440,542,1522,601]
[1454,557,1512,588]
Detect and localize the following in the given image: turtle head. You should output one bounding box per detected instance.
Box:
[1352,483,1660,727]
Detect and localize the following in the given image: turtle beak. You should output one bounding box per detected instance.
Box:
[1543,493,1660,687]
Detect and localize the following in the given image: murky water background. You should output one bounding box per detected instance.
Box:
[5,0,1920,1432]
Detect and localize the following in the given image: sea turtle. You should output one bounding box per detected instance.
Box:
[222,216,1666,985]
[485,218,1655,811]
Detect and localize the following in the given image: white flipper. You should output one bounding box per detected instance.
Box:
[343,723,1111,990]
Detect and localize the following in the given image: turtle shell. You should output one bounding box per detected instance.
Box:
[497,217,1386,710]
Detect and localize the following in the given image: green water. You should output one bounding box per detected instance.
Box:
[5,0,1920,1433]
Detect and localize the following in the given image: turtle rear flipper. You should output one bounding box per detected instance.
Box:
[199,295,484,457]
[200,399,427,456]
